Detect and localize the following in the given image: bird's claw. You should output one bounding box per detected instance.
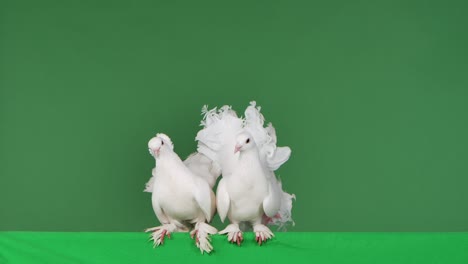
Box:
[226,231,243,246]
[191,222,217,254]
[219,224,243,246]
[190,230,199,242]
[145,225,173,247]
[255,233,267,245]
[233,232,243,246]
[253,224,274,246]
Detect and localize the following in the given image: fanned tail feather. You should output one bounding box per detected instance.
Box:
[184,152,221,188]
[143,168,157,192]
[144,176,155,192]
[196,105,244,175]
[244,101,291,171]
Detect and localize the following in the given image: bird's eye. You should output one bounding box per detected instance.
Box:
[246,138,250,144]
[161,141,164,145]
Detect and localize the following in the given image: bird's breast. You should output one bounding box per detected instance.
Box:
[152,175,200,221]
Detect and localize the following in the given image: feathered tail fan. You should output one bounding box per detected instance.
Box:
[143,169,156,192]
[244,101,291,171]
[184,152,221,189]
[196,105,244,175]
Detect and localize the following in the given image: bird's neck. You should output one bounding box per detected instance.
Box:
[239,147,260,163]
[155,151,182,167]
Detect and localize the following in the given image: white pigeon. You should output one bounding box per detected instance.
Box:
[144,133,218,253]
[196,102,295,245]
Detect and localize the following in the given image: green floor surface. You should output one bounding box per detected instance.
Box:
[1,232,467,264]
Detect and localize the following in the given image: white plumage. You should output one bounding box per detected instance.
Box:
[145,151,221,192]
[144,133,218,253]
[196,101,295,245]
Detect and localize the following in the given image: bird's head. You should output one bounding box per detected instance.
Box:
[234,132,255,154]
[148,133,174,158]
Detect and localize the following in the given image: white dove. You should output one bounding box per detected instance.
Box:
[145,133,218,253]
[196,102,295,246]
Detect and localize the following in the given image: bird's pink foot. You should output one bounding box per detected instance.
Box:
[253,224,274,246]
[145,224,175,247]
[190,230,199,243]
[255,233,268,245]
[160,230,168,245]
[190,222,217,254]
[233,232,243,245]
[226,231,243,245]
[219,224,243,246]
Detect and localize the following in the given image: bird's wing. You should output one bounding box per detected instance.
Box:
[265,179,296,230]
[262,176,282,217]
[152,194,169,224]
[243,101,291,171]
[210,189,216,221]
[192,176,215,222]
[215,178,230,223]
[184,152,221,189]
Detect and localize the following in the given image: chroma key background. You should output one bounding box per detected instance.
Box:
[1,0,468,233]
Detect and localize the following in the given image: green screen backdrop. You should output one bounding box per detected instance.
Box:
[1,0,468,232]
